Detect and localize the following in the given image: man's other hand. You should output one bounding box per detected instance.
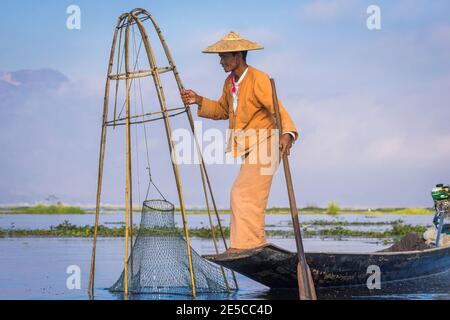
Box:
[181,89,201,105]
[279,133,293,158]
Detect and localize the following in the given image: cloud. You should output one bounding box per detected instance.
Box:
[291,84,450,165]
[277,83,450,207]
[2,59,450,207]
[3,2,450,207]
[0,67,232,207]
[429,23,450,53]
[0,69,68,89]
[0,69,69,114]
[0,72,20,86]
[0,69,100,204]
[296,0,358,23]
[388,0,449,23]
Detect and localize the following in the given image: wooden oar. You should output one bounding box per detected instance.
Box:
[270,78,317,300]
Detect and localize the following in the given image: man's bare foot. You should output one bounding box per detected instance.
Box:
[222,247,255,256]
[216,244,269,257]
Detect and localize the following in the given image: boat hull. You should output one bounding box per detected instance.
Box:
[204,244,450,299]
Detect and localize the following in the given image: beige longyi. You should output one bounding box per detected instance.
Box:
[229,134,279,249]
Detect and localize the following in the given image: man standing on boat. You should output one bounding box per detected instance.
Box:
[181,31,298,254]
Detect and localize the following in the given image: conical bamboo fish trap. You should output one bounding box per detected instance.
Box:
[87,8,237,299]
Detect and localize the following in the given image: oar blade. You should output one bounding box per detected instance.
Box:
[297,263,317,300]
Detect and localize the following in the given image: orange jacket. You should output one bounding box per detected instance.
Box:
[197,66,299,157]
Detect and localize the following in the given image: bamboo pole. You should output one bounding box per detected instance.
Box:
[109,66,173,80]
[131,13,197,298]
[123,14,133,297]
[105,110,186,127]
[139,9,238,289]
[112,26,123,129]
[88,14,126,298]
[105,106,186,125]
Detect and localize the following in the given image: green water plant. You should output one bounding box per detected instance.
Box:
[1,203,86,214]
[0,220,429,240]
[326,201,340,216]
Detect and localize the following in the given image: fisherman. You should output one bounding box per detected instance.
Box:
[181,31,298,254]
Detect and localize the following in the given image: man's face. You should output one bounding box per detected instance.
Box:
[219,52,239,73]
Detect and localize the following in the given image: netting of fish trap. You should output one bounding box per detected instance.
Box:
[109,199,236,295]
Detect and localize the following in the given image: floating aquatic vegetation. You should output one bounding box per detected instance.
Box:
[0,204,86,214]
[301,219,404,227]
[0,220,430,240]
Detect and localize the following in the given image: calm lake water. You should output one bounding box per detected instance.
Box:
[0,237,386,300]
[0,213,448,300]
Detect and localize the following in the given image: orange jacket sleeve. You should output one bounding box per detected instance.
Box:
[254,73,299,141]
[197,80,230,120]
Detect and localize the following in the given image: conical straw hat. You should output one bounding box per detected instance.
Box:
[202,31,264,54]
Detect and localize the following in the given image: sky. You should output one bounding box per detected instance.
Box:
[1,0,450,208]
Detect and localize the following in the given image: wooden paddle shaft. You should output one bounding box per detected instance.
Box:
[270,78,317,300]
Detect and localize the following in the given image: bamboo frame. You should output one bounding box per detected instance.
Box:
[138,8,239,289]
[131,7,238,290]
[88,8,237,299]
[131,12,198,297]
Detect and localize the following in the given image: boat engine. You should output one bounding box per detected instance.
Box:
[431,184,450,247]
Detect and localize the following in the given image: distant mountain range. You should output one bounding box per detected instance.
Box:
[0,69,68,89]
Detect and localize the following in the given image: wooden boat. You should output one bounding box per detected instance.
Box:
[204,243,450,299]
